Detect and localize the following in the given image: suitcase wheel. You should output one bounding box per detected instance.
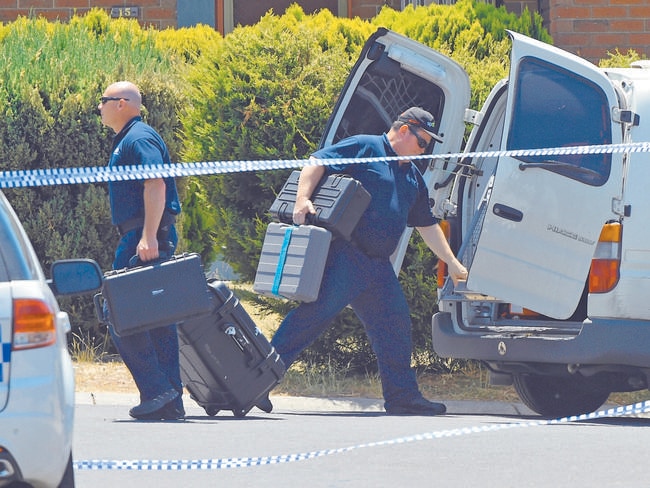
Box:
[204,406,220,416]
[232,408,248,418]
[256,394,273,413]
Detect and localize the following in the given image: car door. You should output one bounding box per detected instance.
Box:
[465,31,625,319]
[318,27,470,271]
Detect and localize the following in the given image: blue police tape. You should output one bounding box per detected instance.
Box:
[73,399,650,471]
[7,140,649,471]
[3,141,650,189]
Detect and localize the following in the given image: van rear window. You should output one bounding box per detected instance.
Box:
[507,57,611,186]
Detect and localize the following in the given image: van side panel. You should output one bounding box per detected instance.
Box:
[589,68,650,320]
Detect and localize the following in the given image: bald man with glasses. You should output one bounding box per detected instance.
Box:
[98,81,184,420]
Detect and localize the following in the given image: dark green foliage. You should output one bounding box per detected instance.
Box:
[179,6,373,276]
[398,233,443,368]
[180,1,552,372]
[299,307,378,374]
[0,2,555,372]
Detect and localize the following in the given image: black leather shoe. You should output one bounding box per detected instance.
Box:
[129,389,179,419]
[132,401,186,421]
[385,397,447,416]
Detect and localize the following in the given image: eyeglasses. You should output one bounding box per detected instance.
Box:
[100,96,130,104]
[408,126,430,149]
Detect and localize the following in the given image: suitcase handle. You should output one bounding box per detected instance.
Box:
[93,292,108,325]
[127,249,173,268]
[223,324,256,364]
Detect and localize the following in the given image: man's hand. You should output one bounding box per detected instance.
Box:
[416,224,468,286]
[447,258,468,286]
[136,235,159,262]
[293,197,316,225]
[292,164,324,225]
[139,178,165,262]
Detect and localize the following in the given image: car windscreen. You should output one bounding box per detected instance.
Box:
[0,196,39,282]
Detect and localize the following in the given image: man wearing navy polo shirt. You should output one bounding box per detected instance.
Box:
[99,81,184,420]
[271,107,468,415]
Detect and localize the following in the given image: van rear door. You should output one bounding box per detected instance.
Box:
[319,28,470,271]
[465,31,625,319]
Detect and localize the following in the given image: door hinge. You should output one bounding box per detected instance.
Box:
[612,107,640,126]
[464,108,483,126]
[612,197,628,217]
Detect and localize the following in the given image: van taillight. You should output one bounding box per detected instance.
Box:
[437,220,450,287]
[589,222,621,294]
[13,299,56,350]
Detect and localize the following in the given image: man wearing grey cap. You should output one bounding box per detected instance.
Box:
[271,107,467,416]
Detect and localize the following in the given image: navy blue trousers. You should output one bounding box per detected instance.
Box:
[106,227,183,404]
[271,238,423,409]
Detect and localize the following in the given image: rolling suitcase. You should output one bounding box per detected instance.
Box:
[269,170,371,240]
[177,280,286,417]
[253,223,331,302]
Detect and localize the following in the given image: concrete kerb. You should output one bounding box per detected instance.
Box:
[74,391,535,416]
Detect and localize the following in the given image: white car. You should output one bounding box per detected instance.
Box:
[0,190,102,487]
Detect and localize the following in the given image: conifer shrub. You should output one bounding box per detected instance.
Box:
[181,1,552,372]
[179,5,374,272]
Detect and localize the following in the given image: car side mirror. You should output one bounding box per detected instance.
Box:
[49,259,103,296]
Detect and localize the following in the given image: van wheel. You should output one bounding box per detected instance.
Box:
[513,373,609,418]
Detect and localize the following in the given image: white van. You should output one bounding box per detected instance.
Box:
[324,28,650,418]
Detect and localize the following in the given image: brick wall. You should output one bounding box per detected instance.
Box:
[0,0,177,29]
[4,0,650,64]
[548,0,650,63]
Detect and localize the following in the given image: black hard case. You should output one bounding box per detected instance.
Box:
[269,170,371,240]
[177,280,286,417]
[97,253,213,337]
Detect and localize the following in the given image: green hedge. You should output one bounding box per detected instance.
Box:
[0,3,554,370]
[0,10,187,344]
[179,2,552,371]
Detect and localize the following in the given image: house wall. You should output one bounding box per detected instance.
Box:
[3,1,650,64]
[0,0,177,28]
[546,0,650,63]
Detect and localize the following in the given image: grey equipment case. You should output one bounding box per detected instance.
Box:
[253,223,331,302]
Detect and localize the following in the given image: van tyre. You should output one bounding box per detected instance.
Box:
[513,373,609,419]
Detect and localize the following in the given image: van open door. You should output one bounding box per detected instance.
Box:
[318,28,470,271]
[465,31,625,319]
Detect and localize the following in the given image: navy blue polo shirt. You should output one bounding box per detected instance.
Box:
[313,133,437,258]
[107,117,181,226]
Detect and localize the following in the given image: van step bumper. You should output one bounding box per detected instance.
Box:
[432,311,650,368]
